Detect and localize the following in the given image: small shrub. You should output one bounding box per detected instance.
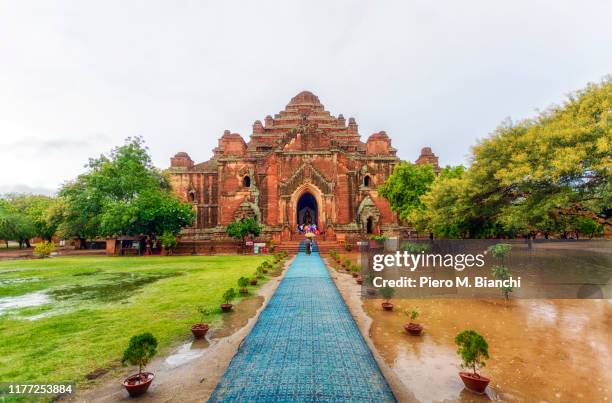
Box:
[222,288,237,305]
[343,258,352,268]
[404,308,419,321]
[34,241,56,258]
[351,263,360,273]
[159,232,178,255]
[196,306,211,324]
[364,272,376,285]
[237,277,249,293]
[455,330,489,375]
[487,243,512,262]
[489,243,514,300]
[121,333,158,375]
[256,265,265,278]
[379,286,395,302]
[401,242,430,254]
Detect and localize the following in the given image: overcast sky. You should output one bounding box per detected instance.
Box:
[1,1,610,196]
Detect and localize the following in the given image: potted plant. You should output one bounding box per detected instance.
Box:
[351,263,360,278]
[237,277,249,294]
[191,306,210,339]
[256,265,265,279]
[380,286,395,311]
[369,234,388,249]
[403,308,423,336]
[364,272,377,296]
[249,277,258,286]
[121,332,158,397]
[356,276,363,285]
[221,288,237,312]
[455,329,490,394]
[261,261,270,274]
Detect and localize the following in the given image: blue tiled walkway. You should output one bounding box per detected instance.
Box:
[209,246,396,402]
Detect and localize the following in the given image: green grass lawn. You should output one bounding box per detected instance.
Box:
[0,255,269,384]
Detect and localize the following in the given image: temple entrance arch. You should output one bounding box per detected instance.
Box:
[287,183,326,232]
[297,192,318,226]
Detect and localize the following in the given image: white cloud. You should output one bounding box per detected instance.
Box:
[0,0,610,194]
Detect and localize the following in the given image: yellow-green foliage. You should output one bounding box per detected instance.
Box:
[410,78,611,238]
[34,241,56,258]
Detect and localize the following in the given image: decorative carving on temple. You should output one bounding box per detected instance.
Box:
[279,162,334,196]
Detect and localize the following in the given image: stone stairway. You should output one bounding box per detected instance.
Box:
[275,239,341,254]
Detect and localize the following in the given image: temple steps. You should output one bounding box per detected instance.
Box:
[275,240,341,254]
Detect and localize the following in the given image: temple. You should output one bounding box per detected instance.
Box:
[168,91,439,245]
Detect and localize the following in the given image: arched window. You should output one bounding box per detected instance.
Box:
[366,216,374,234]
[363,175,371,187]
[243,175,251,188]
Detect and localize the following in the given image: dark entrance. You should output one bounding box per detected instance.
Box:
[366,216,374,234]
[297,192,318,226]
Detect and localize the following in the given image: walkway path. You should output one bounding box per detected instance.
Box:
[209,245,396,402]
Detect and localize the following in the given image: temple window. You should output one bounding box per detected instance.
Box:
[363,175,371,187]
[243,175,251,188]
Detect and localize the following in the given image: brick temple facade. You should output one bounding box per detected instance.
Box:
[168,91,439,243]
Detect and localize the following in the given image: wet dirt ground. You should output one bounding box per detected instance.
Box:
[363,298,612,402]
[326,252,611,402]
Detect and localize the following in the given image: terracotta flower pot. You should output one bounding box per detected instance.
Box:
[459,372,490,394]
[123,372,154,397]
[191,323,209,339]
[263,269,268,274]
[403,322,423,336]
[351,272,359,278]
[381,302,394,311]
[239,287,248,294]
[356,277,363,285]
[220,303,233,312]
[249,279,258,286]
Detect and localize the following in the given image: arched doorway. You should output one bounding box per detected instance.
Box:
[297,192,318,227]
[366,216,374,234]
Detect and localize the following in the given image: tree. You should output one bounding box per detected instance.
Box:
[2,194,61,241]
[225,217,262,253]
[58,137,194,244]
[573,216,604,239]
[0,200,36,248]
[409,78,611,239]
[378,162,436,220]
[468,78,611,237]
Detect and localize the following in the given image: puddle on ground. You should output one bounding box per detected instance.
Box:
[0,291,51,314]
[165,339,210,367]
[365,298,612,402]
[211,295,264,339]
[163,295,265,368]
[50,271,181,303]
[0,277,40,285]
